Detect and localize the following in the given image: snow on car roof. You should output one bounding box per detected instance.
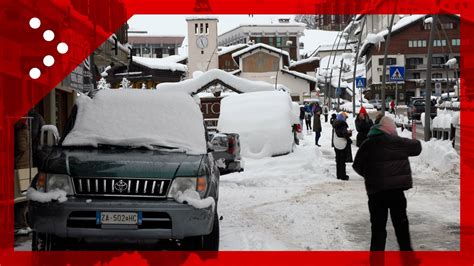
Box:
[62,89,207,155]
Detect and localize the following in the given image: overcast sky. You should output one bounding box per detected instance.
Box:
[127,15,296,55]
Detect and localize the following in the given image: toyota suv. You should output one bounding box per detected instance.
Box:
[28,90,222,251]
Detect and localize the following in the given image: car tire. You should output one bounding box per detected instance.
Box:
[183,212,219,251]
[32,232,58,251]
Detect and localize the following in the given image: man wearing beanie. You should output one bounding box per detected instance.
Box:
[352,115,422,264]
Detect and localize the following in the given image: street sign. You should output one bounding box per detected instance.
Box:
[435,82,442,96]
[355,76,366,88]
[389,66,405,82]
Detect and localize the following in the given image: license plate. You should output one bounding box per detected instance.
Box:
[97,212,141,225]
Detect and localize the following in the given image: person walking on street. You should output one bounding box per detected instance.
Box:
[389,99,395,114]
[322,104,329,122]
[304,103,312,133]
[330,113,337,148]
[313,102,322,146]
[332,112,352,180]
[299,105,305,129]
[355,107,374,147]
[352,115,422,265]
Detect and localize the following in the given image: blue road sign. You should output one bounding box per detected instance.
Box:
[389,66,405,82]
[355,76,366,88]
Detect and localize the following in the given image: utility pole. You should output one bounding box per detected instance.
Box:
[381,13,396,113]
[425,15,437,141]
[352,16,367,117]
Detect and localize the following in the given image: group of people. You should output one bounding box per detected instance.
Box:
[299,102,329,147]
[329,106,422,264]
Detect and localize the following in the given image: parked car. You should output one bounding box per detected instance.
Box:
[407,97,437,120]
[368,99,382,111]
[28,90,221,250]
[208,132,243,174]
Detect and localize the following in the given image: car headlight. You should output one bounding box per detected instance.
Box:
[167,176,208,199]
[46,174,74,195]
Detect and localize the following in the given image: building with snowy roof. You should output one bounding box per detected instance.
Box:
[217,19,306,61]
[359,14,460,103]
[128,35,185,58]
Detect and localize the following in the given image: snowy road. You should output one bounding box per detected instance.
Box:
[15,115,460,251]
[219,115,460,251]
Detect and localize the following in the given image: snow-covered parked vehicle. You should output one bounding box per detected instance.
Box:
[217,91,296,159]
[28,90,220,250]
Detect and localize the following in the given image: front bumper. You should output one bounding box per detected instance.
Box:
[28,197,215,240]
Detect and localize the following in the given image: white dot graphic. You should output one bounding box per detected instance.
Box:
[29,68,41,79]
[43,30,55,41]
[57,42,68,54]
[29,17,41,29]
[43,55,55,67]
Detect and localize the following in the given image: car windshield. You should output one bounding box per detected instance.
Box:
[61,90,207,155]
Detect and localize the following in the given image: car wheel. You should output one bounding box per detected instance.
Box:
[183,212,219,251]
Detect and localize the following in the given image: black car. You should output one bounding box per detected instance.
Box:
[407,97,437,120]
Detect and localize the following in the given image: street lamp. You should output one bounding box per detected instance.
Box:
[275,40,293,90]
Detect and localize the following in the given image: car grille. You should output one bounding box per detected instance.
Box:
[72,177,171,198]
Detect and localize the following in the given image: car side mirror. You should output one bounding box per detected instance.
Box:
[210,133,229,152]
[40,125,60,146]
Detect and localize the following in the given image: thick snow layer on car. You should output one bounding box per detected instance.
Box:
[218,91,294,159]
[432,110,456,129]
[27,187,68,203]
[174,189,215,209]
[62,90,207,155]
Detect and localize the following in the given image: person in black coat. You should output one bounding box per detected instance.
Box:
[355,106,373,147]
[352,115,422,263]
[330,113,337,148]
[332,112,352,180]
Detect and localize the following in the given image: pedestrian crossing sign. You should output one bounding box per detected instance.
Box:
[389,66,405,82]
[355,76,366,88]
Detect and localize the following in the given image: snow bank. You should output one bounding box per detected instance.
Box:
[416,140,459,174]
[339,102,375,113]
[218,91,294,158]
[63,90,207,155]
[432,110,457,129]
[27,187,68,203]
[156,69,276,95]
[174,189,215,209]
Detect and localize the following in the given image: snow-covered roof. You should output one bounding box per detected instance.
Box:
[161,55,188,63]
[232,43,290,66]
[290,56,320,68]
[300,29,340,57]
[62,90,207,155]
[186,16,219,21]
[281,69,318,83]
[156,69,276,94]
[132,56,187,72]
[359,15,426,57]
[218,44,248,56]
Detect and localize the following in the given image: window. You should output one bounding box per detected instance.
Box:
[331,15,336,24]
[452,39,461,46]
[432,57,445,65]
[407,58,423,65]
[200,23,204,34]
[378,57,397,65]
[432,73,443,79]
[269,37,274,45]
[169,48,175,56]
[433,39,447,47]
[205,23,209,34]
[276,37,282,47]
[195,24,199,34]
[255,37,261,44]
[442,23,454,29]
[423,23,431,30]
[412,72,421,79]
[410,40,427,48]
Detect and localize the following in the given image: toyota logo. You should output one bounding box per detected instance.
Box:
[114,180,128,193]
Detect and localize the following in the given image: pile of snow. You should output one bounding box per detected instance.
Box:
[62,90,207,155]
[174,189,215,209]
[416,139,459,174]
[27,187,68,203]
[432,110,458,129]
[156,69,276,94]
[218,91,294,159]
[132,56,187,72]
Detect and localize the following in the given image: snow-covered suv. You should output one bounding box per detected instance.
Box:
[28,90,220,250]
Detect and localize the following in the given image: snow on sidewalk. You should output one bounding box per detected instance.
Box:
[219,114,459,251]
